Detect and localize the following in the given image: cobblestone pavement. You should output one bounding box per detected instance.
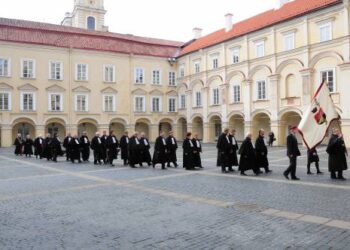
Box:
[0,145,349,249]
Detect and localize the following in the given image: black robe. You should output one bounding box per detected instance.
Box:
[51,137,63,157]
[183,138,195,170]
[69,138,81,160]
[228,135,239,167]
[238,137,256,171]
[326,135,348,172]
[63,136,72,158]
[34,137,44,157]
[166,136,178,163]
[23,139,34,155]
[128,136,142,165]
[255,136,268,169]
[120,136,129,160]
[91,136,103,162]
[80,136,90,161]
[140,138,152,163]
[41,137,53,159]
[106,135,119,160]
[14,137,23,155]
[192,138,202,168]
[100,135,108,161]
[216,133,231,167]
[307,148,319,164]
[153,136,167,164]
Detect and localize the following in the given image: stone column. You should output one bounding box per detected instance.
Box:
[268,74,281,122]
[150,124,159,142]
[203,122,210,143]
[244,121,253,137]
[300,69,314,107]
[1,124,12,147]
[185,90,192,123]
[36,125,46,137]
[270,120,283,146]
[242,79,252,123]
[220,83,229,124]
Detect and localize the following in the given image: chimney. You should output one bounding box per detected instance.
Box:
[193,28,202,39]
[225,13,233,32]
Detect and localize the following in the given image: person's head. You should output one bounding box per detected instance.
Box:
[194,133,199,140]
[17,133,21,138]
[67,132,71,137]
[333,128,340,136]
[134,131,139,138]
[82,131,87,136]
[224,128,229,135]
[186,132,192,139]
[73,134,78,138]
[47,133,51,138]
[124,131,129,136]
[38,134,42,138]
[259,129,265,137]
[140,132,146,138]
[26,134,30,139]
[169,131,174,136]
[103,130,107,136]
[246,132,252,139]
[230,129,236,136]
[95,132,100,137]
[288,125,295,135]
[54,133,58,138]
[159,131,165,137]
[110,130,114,136]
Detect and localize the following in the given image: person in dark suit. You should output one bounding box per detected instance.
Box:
[239,133,258,176]
[183,132,195,170]
[63,133,72,162]
[80,132,90,162]
[128,132,142,168]
[307,148,322,175]
[216,128,231,173]
[23,134,34,157]
[140,132,152,166]
[14,133,23,156]
[51,134,63,162]
[91,132,103,165]
[166,131,178,168]
[42,134,53,161]
[192,133,203,168]
[106,131,119,167]
[69,134,82,163]
[255,129,271,174]
[34,135,44,159]
[100,130,108,164]
[228,129,239,172]
[326,128,347,180]
[120,131,130,166]
[153,131,167,169]
[283,126,301,180]
[268,131,275,147]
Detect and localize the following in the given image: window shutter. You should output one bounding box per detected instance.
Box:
[48,94,52,111]
[33,93,36,111]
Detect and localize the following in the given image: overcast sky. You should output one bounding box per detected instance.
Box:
[0,0,278,41]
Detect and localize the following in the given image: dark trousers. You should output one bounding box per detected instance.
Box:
[331,170,343,178]
[285,156,297,178]
[93,150,101,164]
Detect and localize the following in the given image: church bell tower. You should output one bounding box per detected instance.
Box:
[61,0,108,32]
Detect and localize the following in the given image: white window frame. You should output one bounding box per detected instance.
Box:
[168,97,177,113]
[212,88,220,105]
[102,94,116,112]
[168,71,176,86]
[194,61,200,74]
[212,57,219,69]
[0,57,11,77]
[179,65,185,77]
[21,59,36,79]
[152,69,161,85]
[49,61,63,80]
[134,95,146,112]
[194,91,202,107]
[255,40,265,58]
[151,96,162,113]
[319,22,332,42]
[233,84,241,103]
[48,93,63,112]
[320,68,336,93]
[20,92,36,111]
[134,67,145,84]
[103,65,116,83]
[179,94,186,109]
[75,94,89,112]
[75,63,89,81]
[0,91,11,111]
[283,32,295,51]
[256,80,267,100]
[231,48,240,64]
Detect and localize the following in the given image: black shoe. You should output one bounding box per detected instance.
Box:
[307,171,313,175]
[228,168,235,172]
[111,164,115,167]
[291,177,300,181]
[317,171,324,174]
[240,172,247,176]
[331,174,337,179]
[266,170,272,174]
[78,161,82,163]
[338,176,347,180]
[283,172,289,180]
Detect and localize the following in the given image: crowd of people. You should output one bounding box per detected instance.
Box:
[12,126,347,180]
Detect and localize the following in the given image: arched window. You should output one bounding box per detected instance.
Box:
[87,16,96,30]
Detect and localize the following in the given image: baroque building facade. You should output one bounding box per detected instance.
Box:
[0,0,350,147]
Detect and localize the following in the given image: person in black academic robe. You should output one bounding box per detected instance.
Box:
[91,132,103,165]
[239,133,258,176]
[63,133,72,162]
[128,133,142,168]
[283,126,301,180]
[69,135,82,163]
[80,132,90,162]
[192,134,203,168]
[120,131,130,166]
[51,134,63,162]
[326,129,347,180]
[100,131,108,164]
[307,148,322,175]
[228,129,239,171]
[106,131,119,167]
[216,128,231,173]
[23,135,34,157]
[13,134,23,156]
[183,132,195,170]
[140,132,152,166]
[153,132,167,169]
[42,134,53,161]
[268,131,275,147]
[34,136,44,159]
[166,131,178,168]
[255,129,271,174]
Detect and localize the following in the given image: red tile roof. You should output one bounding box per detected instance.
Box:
[180,0,341,56]
[0,18,184,58]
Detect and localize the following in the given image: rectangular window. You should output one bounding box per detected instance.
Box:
[194,62,200,73]
[195,91,202,107]
[135,68,144,84]
[0,92,10,111]
[232,48,240,64]
[168,97,176,112]
[212,88,220,105]
[255,41,265,58]
[0,58,10,77]
[321,69,335,93]
[180,94,186,109]
[179,66,185,77]
[212,58,218,69]
[152,70,161,85]
[168,71,176,86]
[134,96,145,112]
[104,65,115,82]
[233,85,241,103]
[257,80,266,100]
[49,94,62,112]
[22,59,35,78]
[76,94,88,112]
[76,64,88,81]
[103,95,115,112]
[319,22,332,42]
[49,61,63,80]
[283,33,295,51]
[21,92,35,111]
[151,97,161,112]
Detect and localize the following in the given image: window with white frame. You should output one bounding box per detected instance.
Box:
[76,64,88,81]
[256,80,267,100]
[49,93,63,112]
[152,70,161,85]
[20,92,35,111]
[255,40,265,58]
[319,22,332,42]
[180,94,186,109]
[321,69,336,93]
[103,65,115,82]
[103,95,116,112]
[233,85,241,103]
[151,97,161,112]
[134,96,145,112]
[195,91,202,107]
[232,48,240,64]
[75,94,88,112]
[0,58,10,77]
[22,59,35,78]
[168,71,176,86]
[194,61,200,73]
[179,65,185,77]
[49,61,63,80]
[168,97,176,112]
[283,32,295,51]
[212,58,218,69]
[135,68,144,84]
[212,88,220,105]
[0,92,11,111]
